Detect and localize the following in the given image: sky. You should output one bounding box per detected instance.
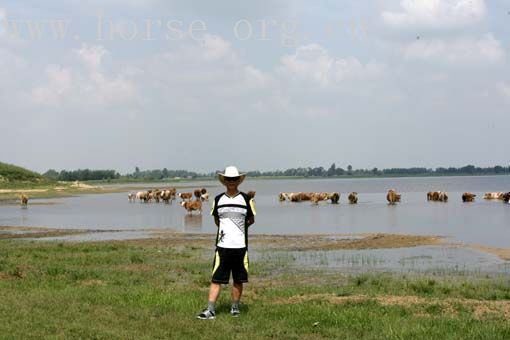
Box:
[1,0,509,174]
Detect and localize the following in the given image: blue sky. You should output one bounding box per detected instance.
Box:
[1,1,509,173]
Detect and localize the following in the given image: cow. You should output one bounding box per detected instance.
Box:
[298,192,314,201]
[161,189,176,204]
[462,192,476,202]
[286,192,312,202]
[278,193,288,202]
[311,192,329,205]
[247,191,256,199]
[387,189,400,205]
[287,192,302,202]
[20,194,28,206]
[428,191,447,202]
[483,192,505,200]
[146,191,155,203]
[200,193,209,202]
[348,192,358,204]
[128,193,136,202]
[194,189,202,199]
[181,199,202,215]
[438,192,448,202]
[153,189,162,203]
[201,188,207,195]
[179,192,193,201]
[503,192,510,203]
[136,191,150,203]
[328,192,340,204]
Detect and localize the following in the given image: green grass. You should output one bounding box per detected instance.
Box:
[0,239,509,339]
[0,162,50,185]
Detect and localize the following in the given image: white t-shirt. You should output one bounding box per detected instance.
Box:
[211,192,256,249]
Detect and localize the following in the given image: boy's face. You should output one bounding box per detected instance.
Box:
[224,176,240,190]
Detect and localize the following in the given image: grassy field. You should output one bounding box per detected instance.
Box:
[0,237,509,339]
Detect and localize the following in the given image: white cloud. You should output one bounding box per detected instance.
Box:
[279,44,385,87]
[31,44,137,109]
[75,44,108,69]
[202,34,232,61]
[402,33,504,63]
[382,0,486,29]
[31,65,72,107]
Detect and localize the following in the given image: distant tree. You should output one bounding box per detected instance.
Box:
[347,165,353,175]
[43,169,59,180]
[327,163,336,176]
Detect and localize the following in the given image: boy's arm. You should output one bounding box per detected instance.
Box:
[246,216,255,228]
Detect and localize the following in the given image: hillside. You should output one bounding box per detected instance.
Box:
[0,162,48,184]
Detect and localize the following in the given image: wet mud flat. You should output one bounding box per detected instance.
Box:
[2,226,509,275]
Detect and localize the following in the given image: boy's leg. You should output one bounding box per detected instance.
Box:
[209,282,222,303]
[230,283,242,316]
[232,282,243,301]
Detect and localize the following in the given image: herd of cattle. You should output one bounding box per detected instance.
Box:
[278,190,510,205]
[17,189,510,212]
[126,188,257,215]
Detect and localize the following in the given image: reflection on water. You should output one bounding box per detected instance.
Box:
[254,246,510,274]
[1,176,510,247]
[183,214,202,231]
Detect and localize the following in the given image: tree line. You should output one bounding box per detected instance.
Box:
[43,169,120,181]
[42,164,510,182]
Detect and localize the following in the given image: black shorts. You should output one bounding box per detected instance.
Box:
[211,247,249,284]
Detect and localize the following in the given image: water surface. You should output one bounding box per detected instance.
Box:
[1,176,509,247]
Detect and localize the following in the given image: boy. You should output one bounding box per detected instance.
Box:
[197,166,256,319]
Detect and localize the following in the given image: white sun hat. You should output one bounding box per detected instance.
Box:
[218,166,246,185]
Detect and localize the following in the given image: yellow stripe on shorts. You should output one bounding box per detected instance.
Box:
[243,252,249,273]
[212,251,220,275]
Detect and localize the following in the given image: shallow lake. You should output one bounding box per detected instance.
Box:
[1,176,509,248]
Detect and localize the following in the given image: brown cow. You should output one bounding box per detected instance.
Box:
[278,193,288,201]
[153,189,162,203]
[201,188,207,195]
[348,192,358,204]
[311,192,329,205]
[179,192,193,201]
[247,191,256,199]
[428,191,447,202]
[462,192,476,202]
[136,191,150,203]
[128,193,136,202]
[387,189,400,205]
[287,192,302,202]
[181,199,202,214]
[438,192,448,202]
[200,193,209,202]
[503,192,510,203]
[328,192,340,204]
[20,194,28,206]
[298,192,314,201]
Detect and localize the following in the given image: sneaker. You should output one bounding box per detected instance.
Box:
[197,308,216,320]
[230,306,240,317]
